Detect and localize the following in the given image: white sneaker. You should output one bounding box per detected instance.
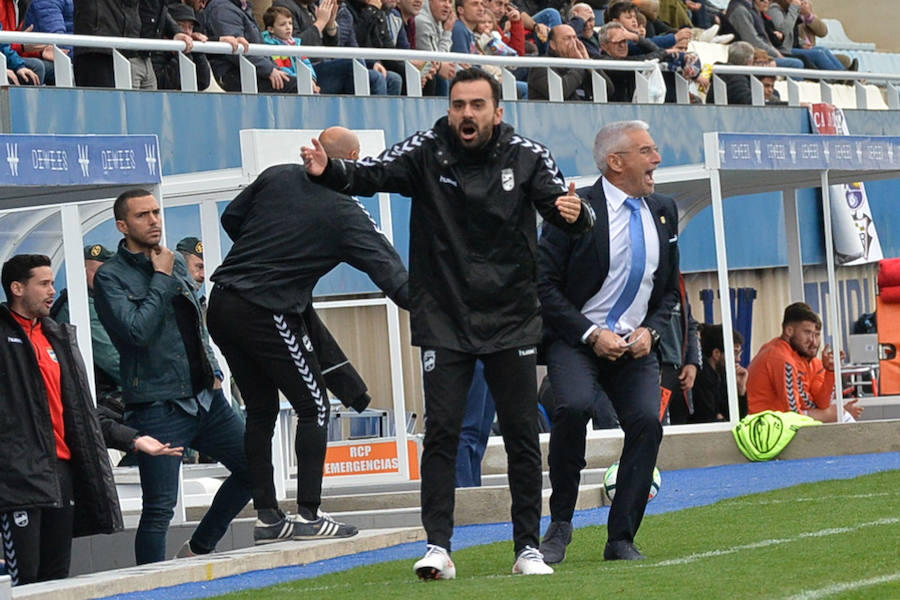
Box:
[712,33,735,44]
[414,544,456,580]
[699,24,719,42]
[512,546,554,575]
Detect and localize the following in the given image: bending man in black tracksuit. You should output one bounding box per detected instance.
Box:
[208,127,410,544]
[302,68,594,579]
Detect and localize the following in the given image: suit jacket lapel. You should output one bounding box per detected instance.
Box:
[585,178,610,278]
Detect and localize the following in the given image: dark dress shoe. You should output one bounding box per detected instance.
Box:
[604,541,646,561]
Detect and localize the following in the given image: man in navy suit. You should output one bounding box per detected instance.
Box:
[537,120,680,563]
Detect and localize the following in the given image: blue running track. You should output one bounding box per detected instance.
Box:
[101,452,900,600]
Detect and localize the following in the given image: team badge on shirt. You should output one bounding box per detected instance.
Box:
[501,168,514,191]
[13,511,28,527]
[47,348,58,362]
[423,350,436,372]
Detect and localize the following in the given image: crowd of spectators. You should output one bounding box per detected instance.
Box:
[0,0,873,100]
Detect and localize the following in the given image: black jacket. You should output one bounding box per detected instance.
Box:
[74,0,140,41]
[212,163,409,314]
[537,177,680,348]
[706,64,753,105]
[312,118,595,353]
[527,48,610,101]
[203,0,276,80]
[0,305,123,536]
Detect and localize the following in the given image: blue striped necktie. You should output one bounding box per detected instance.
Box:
[606,197,646,331]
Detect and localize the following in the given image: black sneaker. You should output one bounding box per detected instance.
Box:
[540,521,573,564]
[253,515,295,545]
[292,510,358,540]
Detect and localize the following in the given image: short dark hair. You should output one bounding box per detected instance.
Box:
[113,188,154,222]
[782,302,821,329]
[700,324,745,358]
[263,5,292,28]
[2,254,51,300]
[450,67,501,107]
[606,1,637,22]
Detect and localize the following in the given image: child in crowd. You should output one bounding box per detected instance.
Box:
[262,6,320,93]
[476,10,518,56]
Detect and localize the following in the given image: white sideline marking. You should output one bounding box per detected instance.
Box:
[727,492,892,506]
[785,572,900,599]
[645,517,900,567]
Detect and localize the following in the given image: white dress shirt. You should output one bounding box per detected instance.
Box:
[580,177,660,340]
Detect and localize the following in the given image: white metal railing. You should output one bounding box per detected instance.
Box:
[0,30,897,107]
[710,64,900,109]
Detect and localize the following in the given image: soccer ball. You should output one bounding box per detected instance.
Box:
[603,462,661,502]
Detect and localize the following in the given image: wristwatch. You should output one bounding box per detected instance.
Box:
[646,327,661,347]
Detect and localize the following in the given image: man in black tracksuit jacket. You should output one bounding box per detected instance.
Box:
[0,255,122,585]
[302,68,594,578]
[208,127,409,543]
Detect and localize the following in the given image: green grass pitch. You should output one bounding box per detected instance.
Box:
[217,469,900,599]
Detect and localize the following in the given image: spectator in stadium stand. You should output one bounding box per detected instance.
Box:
[92,190,252,564]
[389,0,439,87]
[261,6,321,92]
[791,0,855,70]
[608,1,690,52]
[690,324,748,422]
[416,0,458,95]
[208,126,409,546]
[569,3,602,58]
[656,0,691,28]
[152,3,211,90]
[723,0,803,68]
[486,0,525,56]
[704,40,754,104]
[746,302,864,423]
[766,0,845,71]
[73,0,187,88]
[383,0,409,47]
[22,0,73,85]
[301,67,594,580]
[598,21,663,102]
[336,0,403,95]
[451,0,483,54]
[0,23,42,85]
[528,24,611,101]
[271,0,384,95]
[395,0,422,47]
[203,0,302,93]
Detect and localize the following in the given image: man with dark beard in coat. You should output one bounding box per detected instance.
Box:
[301,67,594,580]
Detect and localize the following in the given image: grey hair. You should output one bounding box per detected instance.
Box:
[593,120,650,173]
[727,41,755,66]
[598,21,626,45]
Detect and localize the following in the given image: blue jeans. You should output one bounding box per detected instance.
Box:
[775,56,805,69]
[125,390,251,564]
[455,361,495,487]
[790,47,845,71]
[314,59,392,95]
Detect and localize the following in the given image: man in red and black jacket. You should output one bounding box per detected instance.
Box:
[0,254,122,586]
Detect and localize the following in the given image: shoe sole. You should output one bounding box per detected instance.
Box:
[293,530,359,540]
[254,538,293,545]
[416,566,454,580]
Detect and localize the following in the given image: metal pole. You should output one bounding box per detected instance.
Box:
[820,171,845,422]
